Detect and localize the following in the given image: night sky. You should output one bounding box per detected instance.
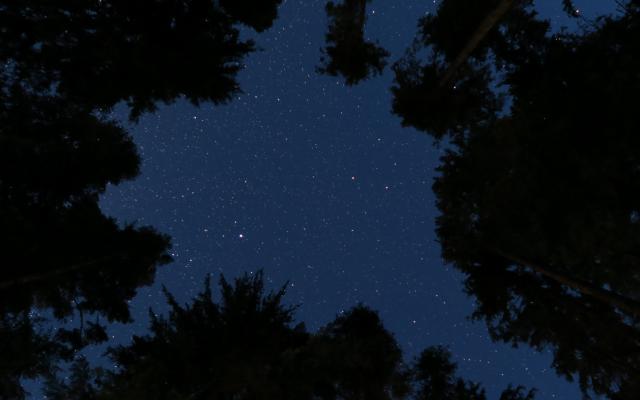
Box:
[98,1,616,399]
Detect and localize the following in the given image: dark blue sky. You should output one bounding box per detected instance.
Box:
[100,1,617,398]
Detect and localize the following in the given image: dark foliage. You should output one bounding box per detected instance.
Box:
[45,273,535,400]
[390,0,640,398]
[311,305,409,400]
[413,346,485,400]
[414,346,535,400]
[0,87,172,320]
[498,386,536,400]
[0,0,282,118]
[417,0,509,62]
[220,0,284,32]
[0,0,283,394]
[318,0,389,85]
[44,357,104,400]
[95,273,306,399]
[391,60,500,140]
[391,0,548,139]
[0,87,172,398]
[3,1,637,398]
[0,313,62,399]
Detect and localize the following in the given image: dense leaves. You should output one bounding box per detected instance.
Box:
[311,305,409,400]
[44,357,104,400]
[389,0,640,398]
[0,0,282,118]
[0,313,62,399]
[104,273,305,399]
[0,0,283,395]
[391,60,499,140]
[413,346,535,400]
[318,0,389,85]
[0,0,285,317]
[392,0,549,139]
[0,88,172,322]
[46,273,534,400]
[0,85,172,400]
[2,0,638,398]
[220,0,284,32]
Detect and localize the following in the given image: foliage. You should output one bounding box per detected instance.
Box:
[388,0,640,398]
[46,273,535,400]
[0,313,62,399]
[318,0,389,85]
[0,0,283,394]
[0,0,282,118]
[44,357,104,400]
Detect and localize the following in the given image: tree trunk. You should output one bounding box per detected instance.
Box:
[438,0,514,87]
[496,250,640,318]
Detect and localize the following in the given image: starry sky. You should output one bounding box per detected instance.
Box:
[99,1,617,398]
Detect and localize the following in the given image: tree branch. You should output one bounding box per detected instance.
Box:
[495,249,640,318]
[0,257,114,291]
[438,0,515,87]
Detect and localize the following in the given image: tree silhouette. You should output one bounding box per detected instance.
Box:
[413,346,484,400]
[311,305,410,400]
[1,0,283,118]
[3,1,637,398]
[0,86,172,398]
[413,346,535,400]
[95,272,309,399]
[0,87,172,311]
[1,0,283,394]
[219,0,284,32]
[389,0,640,398]
[0,312,64,399]
[318,0,389,85]
[391,0,549,139]
[44,357,104,400]
[46,273,534,400]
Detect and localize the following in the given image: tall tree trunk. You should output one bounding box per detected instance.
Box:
[496,249,640,318]
[438,0,514,87]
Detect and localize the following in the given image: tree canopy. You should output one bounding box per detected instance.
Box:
[318,0,389,85]
[388,0,640,398]
[0,0,283,117]
[318,0,640,397]
[0,0,283,395]
[44,272,535,400]
[2,0,638,398]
